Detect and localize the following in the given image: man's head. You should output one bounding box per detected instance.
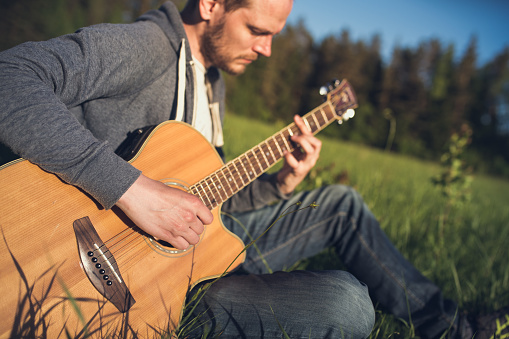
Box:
[185,0,252,13]
[182,0,293,75]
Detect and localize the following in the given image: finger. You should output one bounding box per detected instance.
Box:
[164,225,199,249]
[291,134,320,156]
[166,235,190,251]
[291,135,312,154]
[183,229,201,246]
[189,221,205,235]
[197,209,213,225]
[294,115,312,135]
[193,198,214,225]
[283,149,300,169]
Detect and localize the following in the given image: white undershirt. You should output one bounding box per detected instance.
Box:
[191,57,213,143]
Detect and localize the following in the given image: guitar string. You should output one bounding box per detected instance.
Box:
[91,227,147,271]
[202,97,355,204]
[195,107,334,204]
[87,87,351,273]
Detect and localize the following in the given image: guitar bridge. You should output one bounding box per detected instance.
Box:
[73,216,135,312]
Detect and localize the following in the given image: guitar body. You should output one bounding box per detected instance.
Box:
[0,121,246,338]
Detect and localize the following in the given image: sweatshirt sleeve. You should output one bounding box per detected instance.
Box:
[221,172,293,213]
[0,22,171,208]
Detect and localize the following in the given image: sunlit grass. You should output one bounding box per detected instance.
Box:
[222,112,509,338]
[6,113,507,338]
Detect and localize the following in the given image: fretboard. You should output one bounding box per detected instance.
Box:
[188,100,341,211]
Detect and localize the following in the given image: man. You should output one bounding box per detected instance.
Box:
[0,0,505,338]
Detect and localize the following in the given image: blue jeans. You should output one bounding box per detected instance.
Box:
[186,185,459,338]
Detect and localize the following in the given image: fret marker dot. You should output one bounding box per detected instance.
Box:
[249,171,253,175]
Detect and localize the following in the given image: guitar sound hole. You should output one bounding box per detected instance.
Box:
[147,236,193,256]
[155,239,176,249]
[144,179,200,256]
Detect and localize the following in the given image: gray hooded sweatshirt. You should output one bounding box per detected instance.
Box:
[0,2,287,212]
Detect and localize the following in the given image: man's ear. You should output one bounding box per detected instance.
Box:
[198,0,222,21]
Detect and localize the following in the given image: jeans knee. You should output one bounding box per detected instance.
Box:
[320,184,364,208]
[321,271,375,338]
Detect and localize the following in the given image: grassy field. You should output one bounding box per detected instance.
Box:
[222,112,509,338]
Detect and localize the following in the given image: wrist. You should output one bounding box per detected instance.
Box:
[276,170,294,195]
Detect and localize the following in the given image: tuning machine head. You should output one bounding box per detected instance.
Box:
[319,78,341,97]
[338,109,355,124]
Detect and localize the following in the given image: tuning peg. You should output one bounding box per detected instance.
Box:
[345,108,355,119]
[338,109,355,125]
[319,79,342,96]
[319,79,342,97]
[319,85,329,96]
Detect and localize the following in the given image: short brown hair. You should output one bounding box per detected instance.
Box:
[185,0,251,13]
[222,0,251,12]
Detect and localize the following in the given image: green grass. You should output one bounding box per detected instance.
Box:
[8,112,507,338]
[222,112,509,338]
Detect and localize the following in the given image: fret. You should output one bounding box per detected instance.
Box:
[274,134,283,154]
[218,171,232,197]
[262,142,277,164]
[320,107,328,124]
[303,117,311,133]
[250,149,264,174]
[231,159,247,187]
[189,185,201,204]
[270,136,283,157]
[197,182,213,208]
[280,131,292,152]
[320,107,329,126]
[226,165,240,191]
[234,158,250,185]
[201,178,213,205]
[245,151,257,176]
[203,178,220,206]
[191,186,202,202]
[219,168,234,196]
[187,80,356,211]
[223,170,235,196]
[313,112,324,130]
[212,173,227,202]
[323,105,334,121]
[240,154,256,180]
[257,144,271,169]
[311,112,320,132]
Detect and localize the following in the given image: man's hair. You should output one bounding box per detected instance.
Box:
[222,0,251,12]
[186,0,251,13]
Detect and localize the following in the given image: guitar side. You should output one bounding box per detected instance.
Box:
[0,121,246,338]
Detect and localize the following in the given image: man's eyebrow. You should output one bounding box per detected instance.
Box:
[247,24,273,35]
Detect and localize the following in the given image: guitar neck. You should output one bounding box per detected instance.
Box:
[189,79,357,210]
[189,100,339,210]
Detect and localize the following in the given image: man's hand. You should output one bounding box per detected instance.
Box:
[277,115,322,195]
[116,174,213,250]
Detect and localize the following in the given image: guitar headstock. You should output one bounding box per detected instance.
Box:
[321,79,358,124]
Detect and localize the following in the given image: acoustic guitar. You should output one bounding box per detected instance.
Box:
[0,79,357,337]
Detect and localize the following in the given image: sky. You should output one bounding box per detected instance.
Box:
[287,0,509,66]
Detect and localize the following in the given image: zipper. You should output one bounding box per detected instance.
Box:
[189,60,198,127]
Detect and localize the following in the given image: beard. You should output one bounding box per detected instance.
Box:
[200,18,256,75]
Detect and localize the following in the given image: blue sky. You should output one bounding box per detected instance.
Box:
[287,0,509,66]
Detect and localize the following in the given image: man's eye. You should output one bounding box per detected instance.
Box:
[249,26,270,36]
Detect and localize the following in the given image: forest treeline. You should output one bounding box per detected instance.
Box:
[1,0,508,177]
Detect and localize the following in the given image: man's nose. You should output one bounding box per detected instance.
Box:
[253,36,272,57]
